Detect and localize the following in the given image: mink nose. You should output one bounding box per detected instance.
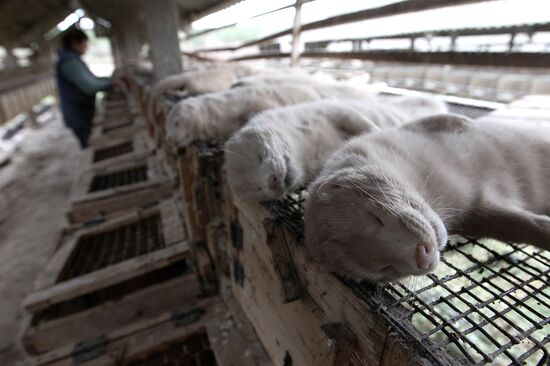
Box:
[415,243,438,270]
[267,175,280,191]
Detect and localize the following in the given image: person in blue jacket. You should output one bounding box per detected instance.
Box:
[56,27,119,148]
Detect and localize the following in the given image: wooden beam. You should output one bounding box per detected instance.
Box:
[143,0,183,81]
[231,50,550,68]
[290,0,303,67]
[191,0,499,53]
[305,21,550,45]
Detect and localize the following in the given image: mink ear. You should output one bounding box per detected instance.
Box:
[314,180,340,202]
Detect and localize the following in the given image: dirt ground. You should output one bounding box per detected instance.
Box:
[0,112,86,365]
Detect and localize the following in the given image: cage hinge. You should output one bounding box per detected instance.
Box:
[172,307,206,327]
[72,335,107,364]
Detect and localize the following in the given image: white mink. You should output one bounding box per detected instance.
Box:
[147,64,256,122]
[305,114,550,284]
[166,82,382,147]
[225,98,430,201]
[165,84,321,146]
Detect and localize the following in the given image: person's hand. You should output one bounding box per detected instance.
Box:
[112,69,128,91]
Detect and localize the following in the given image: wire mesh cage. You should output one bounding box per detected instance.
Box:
[88,165,148,193]
[264,190,549,365]
[58,214,166,281]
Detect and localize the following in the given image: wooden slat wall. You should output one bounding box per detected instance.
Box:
[0,73,55,125]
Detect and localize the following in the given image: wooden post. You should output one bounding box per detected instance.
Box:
[113,11,142,66]
[142,0,183,81]
[109,35,123,68]
[290,0,303,67]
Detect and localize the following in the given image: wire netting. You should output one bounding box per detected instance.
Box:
[265,190,549,365]
[58,214,165,281]
[88,165,148,192]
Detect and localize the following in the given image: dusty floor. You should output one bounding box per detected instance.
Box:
[0,112,86,365]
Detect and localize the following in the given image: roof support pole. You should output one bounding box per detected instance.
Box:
[121,21,142,65]
[290,0,303,67]
[109,36,123,68]
[142,0,183,81]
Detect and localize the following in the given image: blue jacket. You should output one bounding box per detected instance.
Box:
[56,49,112,136]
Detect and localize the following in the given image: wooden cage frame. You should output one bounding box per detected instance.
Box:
[68,155,172,223]
[83,131,154,169]
[22,199,193,355]
[32,289,270,366]
[224,188,425,366]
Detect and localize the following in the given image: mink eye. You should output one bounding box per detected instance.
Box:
[369,212,384,226]
[258,154,263,163]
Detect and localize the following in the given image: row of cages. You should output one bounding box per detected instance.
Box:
[0,76,55,125]
[367,64,550,103]
[294,58,550,103]
[125,65,548,366]
[22,64,549,366]
[23,86,269,366]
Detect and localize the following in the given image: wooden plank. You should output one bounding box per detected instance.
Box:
[24,242,190,313]
[68,156,172,223]
[193,242,217,294]
[23,273,200,355]
[229,202,335,366]
[210,280,273,366]
[263,219,302,303]
[68,181,172,224]
[33,294,270,366]
[206,221,228,279]
[32,297,215,366]
[160,197,187,246]
[177,148,206,242]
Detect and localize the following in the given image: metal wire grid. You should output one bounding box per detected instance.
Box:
[374,238,549,365]
[88,165,148,192]
[127,331,218,366]
[265,193,549,365]
[58,214,166,281]
[446,103,494,120]
[93,141,134,162]
[264,190,308,243]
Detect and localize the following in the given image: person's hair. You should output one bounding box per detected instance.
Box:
[61,27,88,50]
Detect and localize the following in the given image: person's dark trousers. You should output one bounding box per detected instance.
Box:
[61,100,95,148]
[69,123,92,148]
